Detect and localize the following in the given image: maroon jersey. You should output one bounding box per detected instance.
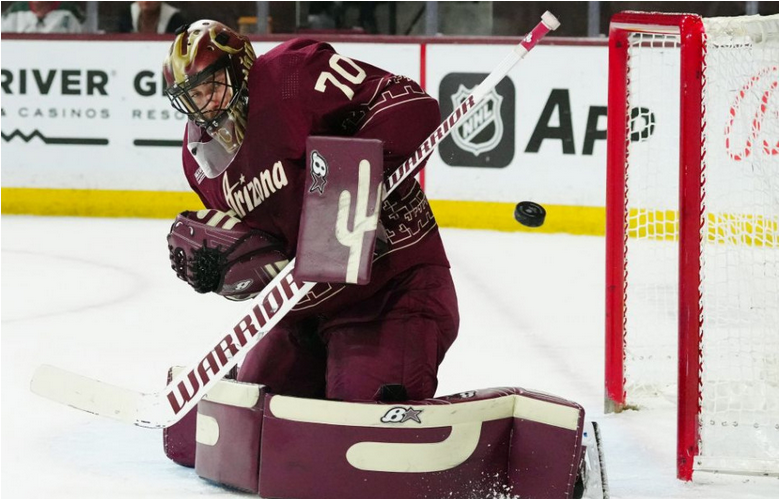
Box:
[181,38,449,317]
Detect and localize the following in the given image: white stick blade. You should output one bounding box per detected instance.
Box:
[30,364,166,428]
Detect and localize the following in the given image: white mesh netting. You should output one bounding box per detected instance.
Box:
[622,15,779,475]
[624,30,681,402]
[698,14,778,474]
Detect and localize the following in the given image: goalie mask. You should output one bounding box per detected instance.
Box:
[163,20,256,178]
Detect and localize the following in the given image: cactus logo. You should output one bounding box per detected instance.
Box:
[335,159,382,284]
[438,73,515,168]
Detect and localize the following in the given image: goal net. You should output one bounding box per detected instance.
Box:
[605,11,779,480]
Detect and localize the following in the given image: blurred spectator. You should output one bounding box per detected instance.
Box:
[117,1,186,34]
[357,2,379,34]
[1,1,84,33]
[307,2,340,30]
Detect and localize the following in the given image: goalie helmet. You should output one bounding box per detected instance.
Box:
[163,20,256,178]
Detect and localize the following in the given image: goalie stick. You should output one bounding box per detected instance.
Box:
[30,12,561,429]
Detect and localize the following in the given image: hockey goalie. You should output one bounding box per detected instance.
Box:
[159,19,604,498]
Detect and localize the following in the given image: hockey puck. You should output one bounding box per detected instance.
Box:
[514,201,546,227]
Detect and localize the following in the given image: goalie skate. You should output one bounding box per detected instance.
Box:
[575,421,609,499]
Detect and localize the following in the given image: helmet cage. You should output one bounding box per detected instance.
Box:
[165,56,245,133]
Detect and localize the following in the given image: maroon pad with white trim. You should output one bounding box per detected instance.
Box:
[162,367,198,467]
[193,385,585,498]
[295,136,383,285]
[195,389,267,492]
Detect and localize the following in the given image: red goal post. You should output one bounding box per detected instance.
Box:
[605,11,779,481]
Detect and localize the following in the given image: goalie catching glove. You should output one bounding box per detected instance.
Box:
[167,209,290,301]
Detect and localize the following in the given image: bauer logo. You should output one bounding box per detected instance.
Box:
[438,73,515,168]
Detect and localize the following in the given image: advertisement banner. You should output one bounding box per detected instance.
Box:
[2,37,640,232]
[425,43,611,207]
[1,40,420,192]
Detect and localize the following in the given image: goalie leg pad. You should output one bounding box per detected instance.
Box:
[163,365,239,469]
[163,366,199,467]
[193,384,585,498]
[195,381,268,493]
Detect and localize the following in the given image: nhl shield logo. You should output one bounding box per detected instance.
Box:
[439,73,515,168]
[450,84,504,156]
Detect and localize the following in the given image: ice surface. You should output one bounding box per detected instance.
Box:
[1,215,778,498]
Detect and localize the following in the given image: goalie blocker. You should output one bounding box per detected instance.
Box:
[164,374,590,498]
